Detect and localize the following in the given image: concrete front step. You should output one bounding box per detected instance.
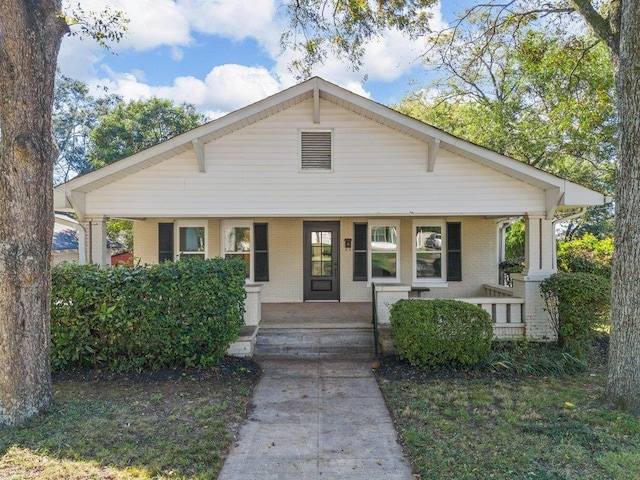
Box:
[254,327,375,359]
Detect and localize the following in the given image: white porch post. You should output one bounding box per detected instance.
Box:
[84,217,109,266]
[512,215,557,340]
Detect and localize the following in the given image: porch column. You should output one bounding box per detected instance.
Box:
[84,217,109,266]
[512,214,557,341]
[521,215,555,276]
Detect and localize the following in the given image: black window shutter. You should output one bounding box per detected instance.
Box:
[158,223,174,262]
[353,223,368,281]
[447,222,462,281]
[254,223,269,282]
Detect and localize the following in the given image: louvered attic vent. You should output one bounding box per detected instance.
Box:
[301,131,332,170]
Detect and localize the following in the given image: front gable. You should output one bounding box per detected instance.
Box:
[82,97,545,218]
[55,77,604,219]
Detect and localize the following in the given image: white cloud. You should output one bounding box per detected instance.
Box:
[91,64,282,115]
[58,0,447,113]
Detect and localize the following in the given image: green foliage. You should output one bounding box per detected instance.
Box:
[539,273,611,358]
[53,74,122,184]
[107,218,133,252]
[62,4,129,50]
[89,98,207,168]
[504,218,525,259]
[51,257,246,372]
[396,30,616,237]
[557,233,613,278]
[282,0,436,78]
[485,340,589,374]
[390,299,493,368]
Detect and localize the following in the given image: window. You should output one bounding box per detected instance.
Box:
[369,221,400,281]
[223,221,252,279]
[413,221,445,283]
[176,221,207,259]
[221,221,269,282]
[300,130,332,171]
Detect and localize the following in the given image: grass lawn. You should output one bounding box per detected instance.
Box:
[376,352,640,480]
[0,358,261,480]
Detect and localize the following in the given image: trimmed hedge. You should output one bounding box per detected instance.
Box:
[390,299,493,368]
[539,272,610,359]
[51,257,246,372]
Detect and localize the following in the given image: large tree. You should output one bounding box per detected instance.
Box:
[88,98,207,168]
[53,74,122,184]
[284,0,639,413]
[0,1,125,427]
[396,29,616,238]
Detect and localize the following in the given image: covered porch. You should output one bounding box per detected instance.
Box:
[230,283,527,358]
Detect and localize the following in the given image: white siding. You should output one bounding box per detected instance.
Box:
[86,99,544,218]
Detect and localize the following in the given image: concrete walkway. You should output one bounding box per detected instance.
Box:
[217,359,413,480]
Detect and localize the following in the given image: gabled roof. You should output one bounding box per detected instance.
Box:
[54,76,605,217]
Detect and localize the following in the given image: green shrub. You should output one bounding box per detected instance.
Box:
[51,257,246,372]
[539,272,610,358]
[390,299,493,368]
[557,234,613,278]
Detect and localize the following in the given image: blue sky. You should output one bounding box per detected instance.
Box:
[58,1,468,118]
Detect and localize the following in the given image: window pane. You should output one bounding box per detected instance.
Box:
[372,252,397,278]
[310,230,332,277]
[371,225,397,278]
[416,252,442,278]
[224,227,250,253]
[180,227,205,252]
[371,227,397,250]
[416,226,442,279]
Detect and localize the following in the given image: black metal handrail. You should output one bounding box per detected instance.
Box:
[372,282,379,358]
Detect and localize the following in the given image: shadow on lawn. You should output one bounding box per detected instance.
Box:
[0,357,261,480]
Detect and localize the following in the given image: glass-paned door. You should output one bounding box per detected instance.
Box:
[303,221,340,301]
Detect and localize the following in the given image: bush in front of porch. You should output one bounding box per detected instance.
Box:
[51,257,247,372]
[540,272,611,360]
[390,299,493,368]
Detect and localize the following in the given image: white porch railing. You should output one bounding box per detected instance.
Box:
[483,283,515,298]
[373,284,526,340]
[455,295,525,339]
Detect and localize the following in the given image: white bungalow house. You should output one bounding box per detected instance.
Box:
[53,77,605,351]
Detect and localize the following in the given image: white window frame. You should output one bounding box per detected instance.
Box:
[412,219,447,287]
[368,219,400,284]
[175,220,208,260]
[221,220,254,282]
[299,129,334,173]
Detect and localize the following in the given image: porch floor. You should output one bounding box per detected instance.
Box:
[260,302,371,329]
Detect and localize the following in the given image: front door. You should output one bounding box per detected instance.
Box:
[304,221,340,301]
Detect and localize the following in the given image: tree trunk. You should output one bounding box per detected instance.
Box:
[0,1,68,426]
[606,0,640,414]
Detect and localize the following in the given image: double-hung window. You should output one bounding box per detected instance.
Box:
[176,220,207,260]
[369,220,400,282]
[222,221,253,281]
[413,220,445,284]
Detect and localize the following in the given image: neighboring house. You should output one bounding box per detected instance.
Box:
[53,213,123,265]
[53,214,84,265]
[53,77,605,341]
